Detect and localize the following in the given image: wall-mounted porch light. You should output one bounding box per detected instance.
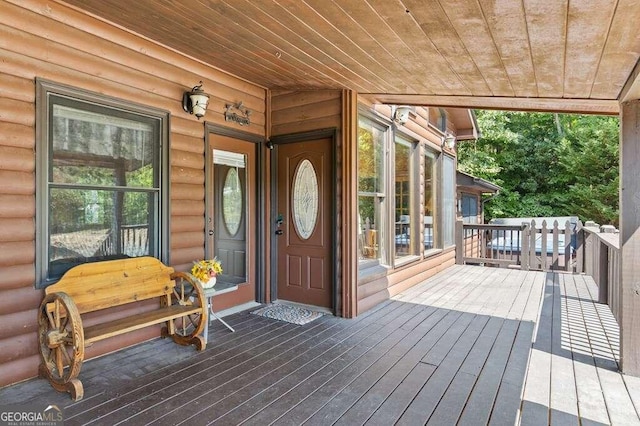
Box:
[182,81,210,120]
[442,132,456,150]
[393,105,413,125]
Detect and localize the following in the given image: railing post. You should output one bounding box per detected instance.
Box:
[564,220,572,272]
[551,220,559,270]
[455,219,463,265]
[541,220,548,271]
[575,221,584,274]
[598,240,609,304]
[521,223,530,271]
[530,220,537,270]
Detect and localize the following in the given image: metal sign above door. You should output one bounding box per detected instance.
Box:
[224,102,251,126]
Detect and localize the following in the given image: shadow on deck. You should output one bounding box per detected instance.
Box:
[1,265,639,425]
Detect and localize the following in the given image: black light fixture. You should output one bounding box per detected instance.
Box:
[182,81,210,120]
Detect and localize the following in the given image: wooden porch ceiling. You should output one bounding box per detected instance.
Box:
[61,0,640,115]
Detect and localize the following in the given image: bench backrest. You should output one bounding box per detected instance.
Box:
[45,257,175,314]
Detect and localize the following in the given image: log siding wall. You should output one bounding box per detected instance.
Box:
[0,0,266,387]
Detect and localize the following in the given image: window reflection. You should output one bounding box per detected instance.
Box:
[47,100,160,281]
[394,139,413,259]
[424,150,439,251]
[358,118,386,265]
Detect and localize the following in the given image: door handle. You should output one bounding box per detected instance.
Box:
[275,230,284,235]
[208,230,214,236]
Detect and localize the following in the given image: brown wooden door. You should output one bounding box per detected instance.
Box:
[276,138,333,308]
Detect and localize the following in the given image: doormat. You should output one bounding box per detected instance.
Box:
[251,304,325,325]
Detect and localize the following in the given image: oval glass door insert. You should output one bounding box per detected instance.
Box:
[222,168,242,236]
[292,159,319,240]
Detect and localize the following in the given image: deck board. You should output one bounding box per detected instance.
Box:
[1,265,638,426]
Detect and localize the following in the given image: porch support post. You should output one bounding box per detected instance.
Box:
[620,99,640,376]
[341,89,358,318]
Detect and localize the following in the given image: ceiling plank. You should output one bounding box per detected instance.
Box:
[63,0,305,89]
[369,93,619,115]
[216,0,383,91]
[364,0,470,94]
[592,0,640,100]
[298,0,431,93]
[162,0,323,88]
[523,0,568,97]
[478,0,538,97]
[403,0,492,96]
[439,0,515,97]
[172,0,349,89]
[267,0,406,91]
[564,0,617,98]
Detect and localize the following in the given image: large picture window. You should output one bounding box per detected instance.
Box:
[442,155,456,247]
[36,80,169,286]
[357,117,386,267]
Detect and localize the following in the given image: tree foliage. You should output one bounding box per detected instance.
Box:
[457,110,619,226]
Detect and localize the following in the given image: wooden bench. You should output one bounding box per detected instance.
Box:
[37,257,207,401]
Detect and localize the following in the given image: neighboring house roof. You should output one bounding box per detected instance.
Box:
[457,170,501,194]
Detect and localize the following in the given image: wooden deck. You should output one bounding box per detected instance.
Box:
[2,265,639,425]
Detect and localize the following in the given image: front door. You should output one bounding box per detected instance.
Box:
[275,137,333,309]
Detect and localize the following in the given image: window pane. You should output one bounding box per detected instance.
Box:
[424,151,438,251]
[357,118,384,194]
[394,140,413,259]
[52,104,156,188]
[49,187,154,280]
[222,168,243,236]
[462,194,478,224]
[357,117,386,264]
[292,159,319,240]
[442,156,456,247]
[358,196,382,261]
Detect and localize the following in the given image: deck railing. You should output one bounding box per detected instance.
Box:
[95,224,150,257]
[455,219,577,272]
[580,223,621,323]
[456,218,622,325]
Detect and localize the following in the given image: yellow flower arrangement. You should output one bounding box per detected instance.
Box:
[191,258,223,282]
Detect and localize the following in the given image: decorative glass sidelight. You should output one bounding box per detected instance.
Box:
[213,149,247,284]
[292,159,319,240]
[222,168,242,236]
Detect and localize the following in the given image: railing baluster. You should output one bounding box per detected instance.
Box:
[552,220,559,270]
[541,220,548,271]
[522,223,530,271]
[575,221,584,273]
[564,220,571,272]
[529,220,537,270]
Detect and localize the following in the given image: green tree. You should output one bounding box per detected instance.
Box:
[458,110,619,225]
